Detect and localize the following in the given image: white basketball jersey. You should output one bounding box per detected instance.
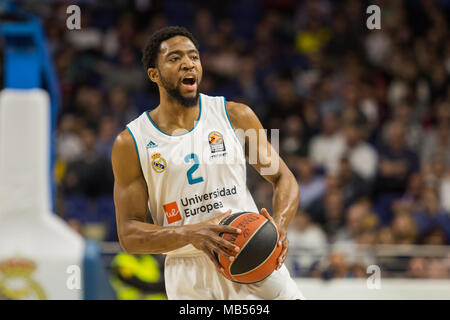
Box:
[126,93,258,255]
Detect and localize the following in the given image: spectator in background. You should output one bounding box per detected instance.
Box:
[309,187,346,242]
[108,87,139,126]
[317,77,342,117]
[377,226,395,245]
[295,157,325,210]
[281,115,308,156]
[375,121,420,197]
[287,211,327,277]
[420,228,448,246]
[413,187,450,244]
[236,55,264,112]
[103,12,139,59]
[295,14,330,56]
[333,200,378,267]
[325,10,355,63]
[334,201,377,244]
[312,251,359,280]
[376,225,401,277]
[335,157,370,206]
[390,101,424,152]
[364,29,391,68]
[309,111,345,175]
[300,99,321,142]
[101,46,147,94]
[357,81,380,139]
[56,114,84,164]
[266,74,302,129]
[312,251,348,279]
[72,86,104,131]
[62,128,113,198]
[95,115,119,158]
[400,172,424,210]
[391,210,418,245]
[407,257,428,278]
[422,155,448,204]
[426,258,449,278]
[337,122,378,181]
[421,121,450,167]
[192,8,215,50]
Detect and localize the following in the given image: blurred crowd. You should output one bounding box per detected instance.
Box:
[9,0,450,278]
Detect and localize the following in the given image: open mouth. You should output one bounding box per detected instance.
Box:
[181,75,197,91]
[182,77,196,85]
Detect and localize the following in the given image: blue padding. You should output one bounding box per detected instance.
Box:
[5,49,40,88]
[83,240,101,300]
[1,17,61,212]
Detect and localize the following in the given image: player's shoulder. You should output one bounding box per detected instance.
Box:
[225,100,255,122]
[112,129,135,158]
[111,128,143,181]
[225,100,260,130]
[112,111,146,154]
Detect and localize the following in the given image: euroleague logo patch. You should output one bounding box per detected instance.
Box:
[151,152,167,173]
[163,201,182,224]
[208,131,226,154]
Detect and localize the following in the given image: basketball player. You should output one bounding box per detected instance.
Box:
[112,26,304,299]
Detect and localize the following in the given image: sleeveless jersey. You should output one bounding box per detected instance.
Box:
[126,93,258,255]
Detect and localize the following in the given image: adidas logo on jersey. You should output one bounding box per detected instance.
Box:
[146,140,158,148]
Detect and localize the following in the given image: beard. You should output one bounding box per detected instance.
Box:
[158,70,199,108]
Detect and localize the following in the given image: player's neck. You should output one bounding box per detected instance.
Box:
[152,94,200,133]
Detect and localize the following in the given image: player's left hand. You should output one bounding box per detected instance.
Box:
[260,208,287,270]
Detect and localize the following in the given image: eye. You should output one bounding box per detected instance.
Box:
[170,56,180,62]
[191,55,199,60]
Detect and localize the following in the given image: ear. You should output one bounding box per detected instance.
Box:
[147,68,159,84]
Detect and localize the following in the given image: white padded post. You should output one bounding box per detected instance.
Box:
[0,89,51,220]
[0,89,84,299]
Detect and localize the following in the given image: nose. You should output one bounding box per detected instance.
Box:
[181,56,195,70]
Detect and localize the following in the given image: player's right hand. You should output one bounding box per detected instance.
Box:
[186,209,241,273]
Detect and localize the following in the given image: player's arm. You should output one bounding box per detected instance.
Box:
[226,101,300,269]
[111,130,240,269]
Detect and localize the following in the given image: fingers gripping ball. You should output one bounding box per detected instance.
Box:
[214,212,282,284]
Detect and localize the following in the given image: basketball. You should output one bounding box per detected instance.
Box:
[215,212,282,284]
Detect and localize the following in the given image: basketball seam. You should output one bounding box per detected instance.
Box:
[228,220,269,276]
[215,212,250,262]
[219,212,248,226]
[230,222,279,277]
[219,212,249,228]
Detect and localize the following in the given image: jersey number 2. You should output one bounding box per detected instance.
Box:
[184,153,204,185]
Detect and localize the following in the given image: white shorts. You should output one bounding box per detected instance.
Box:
[164,252,305,300]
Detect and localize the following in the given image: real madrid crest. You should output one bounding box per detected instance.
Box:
[0,257,46,300]
[151,152,167,173]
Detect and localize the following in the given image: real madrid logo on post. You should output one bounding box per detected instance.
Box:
[0,257,46,300]
[151,152,167,173]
